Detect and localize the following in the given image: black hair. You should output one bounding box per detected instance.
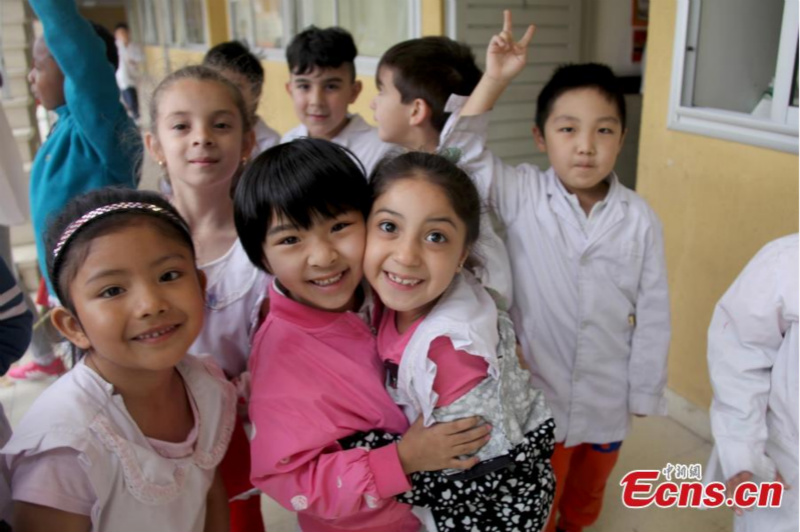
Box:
[149,64,251,135]
[370,152,481,251]
[114,22,129,32]
[286,26,358,81]
[204,41,265,98]
[378,37,482,132]
[234,138,370,272]
[90,22,119,71]
[45,187,195,316]
[535,63,627,135]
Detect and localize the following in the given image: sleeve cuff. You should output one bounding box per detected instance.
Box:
[367,443,412,498]
[715,438,777,482]
[629,391,667,416]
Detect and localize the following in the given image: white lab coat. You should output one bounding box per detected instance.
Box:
[281,114,397,177]
[0,104,28,226]
[706,234,798,532]
[446,110,671,447]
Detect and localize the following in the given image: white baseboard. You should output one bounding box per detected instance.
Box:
[665,388,713,443]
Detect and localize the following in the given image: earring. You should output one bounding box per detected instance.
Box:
[457,260,465,272]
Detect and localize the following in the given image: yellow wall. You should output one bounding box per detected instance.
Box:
[637,0,799,407]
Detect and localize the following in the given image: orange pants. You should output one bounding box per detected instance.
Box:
[221,415,265,532]
[544,441,622,532]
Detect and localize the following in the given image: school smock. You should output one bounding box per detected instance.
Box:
[189,238,270,379]
[446,110,671,448]
[248,282,419,532]
[281,114,397,177]
[439,95,514,306]
[252,117,281,158]
[705,234,798,532]
[28,0,141,295]
[1,355,236,532]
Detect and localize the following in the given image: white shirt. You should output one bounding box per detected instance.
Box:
[189,239,270,378]
[252,117,280,158]
[114,40,142,90]
[706,234,798,532]
[2,356,236,532]
[0,104,28,226]
[447,110,671,447]
[281,114,397,177]
[439,97,515,306]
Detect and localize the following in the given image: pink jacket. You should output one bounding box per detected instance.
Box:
[249,284,420,532]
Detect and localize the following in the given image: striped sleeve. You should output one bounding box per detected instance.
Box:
[0,259,33,374]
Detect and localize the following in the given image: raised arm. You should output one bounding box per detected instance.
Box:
[28,0,135,168]
[461,10,535,117]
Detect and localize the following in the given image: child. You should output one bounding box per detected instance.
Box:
[369,15,534,307]
[282,26,394,175]
[204,40,281,157]
[1,187,235,532]
[0,258,30,531]
[15,0,140,381]
[447,35,672,530]
[706,234,798,532]
[356,152,555,532]
[234,138,491,532]
[114,23,142,121]
[145,65,266,531]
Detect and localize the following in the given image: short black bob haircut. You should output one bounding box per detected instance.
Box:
[535,63,627,135]
[285,26,358,81]
[204,40,265,89]
[234,138,370,273]
[378,36,482,133]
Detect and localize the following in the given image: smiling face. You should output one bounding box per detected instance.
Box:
[285,65,362,140]
[534,87,626,199]
[53,221,205,377]
[263,210,366,313]
[146,78,254,192]
[364,176,469,331]
[28,37,65,110]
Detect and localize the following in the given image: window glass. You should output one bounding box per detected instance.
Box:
[691,0,783,114]
[183,0,207,45]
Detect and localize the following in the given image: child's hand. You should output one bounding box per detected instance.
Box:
[485,10,536,84]
[397,415,491,474]
[726,470,788,516]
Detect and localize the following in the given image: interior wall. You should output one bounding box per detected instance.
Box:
[78,6,127,32]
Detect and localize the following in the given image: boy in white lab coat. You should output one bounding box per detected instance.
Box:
[448,59,671,532]
[706,234,798,532]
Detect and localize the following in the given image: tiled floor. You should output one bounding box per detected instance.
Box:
[0,363,733,532]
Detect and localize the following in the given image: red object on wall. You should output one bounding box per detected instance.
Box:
[632,29,647,63]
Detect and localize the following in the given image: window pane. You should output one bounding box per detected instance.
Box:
[167,0,183,45]
[692,0,783,114]
[253,0,284,48]
[142,0,160,44]
[298,0,335,30]
[230,0,253,43]
[183,0,207,45]
[338,0,409,57]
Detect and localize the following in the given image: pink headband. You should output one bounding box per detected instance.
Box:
[52,202,189,263]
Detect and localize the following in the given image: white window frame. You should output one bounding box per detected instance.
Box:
[229,0,421,75]
[668,0,798,153]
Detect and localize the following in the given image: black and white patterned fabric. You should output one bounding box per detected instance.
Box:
[340,417,556,532]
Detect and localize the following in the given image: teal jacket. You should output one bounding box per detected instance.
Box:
[29,0,141,296]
